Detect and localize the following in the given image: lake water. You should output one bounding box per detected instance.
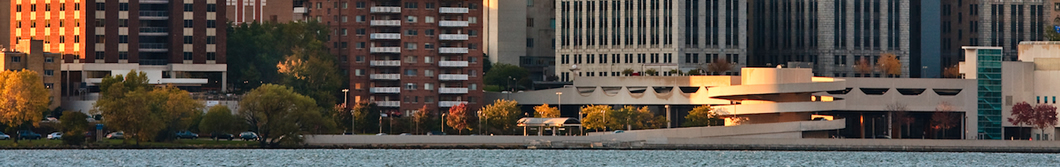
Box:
[2,149,1059,166]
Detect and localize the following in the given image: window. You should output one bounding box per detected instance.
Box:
[45,83,54,89]
[425,56,433,63]
[46,4,51,11]
[468,30,478,36]
[424,43,434,49]
[342,2,348,9]
[469,43,477,49]
[405,42,417,50]
[356,15,365,22]
[355,69,364,76]
[469,3,478,9]
[16,5,20,12]
[184,36,193,44]
[405,69,417,76]
[355,56,364,62]
[11,56,21,62]
[527,18,534,27]
[207,20,217,28]
[184,52,193,60]
[406,16,417,23]
[528,0,534,7]
[342,28,348,36]
[356,42,365,49]
[527,38,534,48]
[184,20,193,27]
[206,36,216,44]
[96,3,104,10]
[405,29,418,36]
[468,17,477,24]
[405,83,417,90]
[184,4,193,11]
[119,3,129,11]
[469,70,477,77]
[470,84,477,90]
[425,70,434,76]
[95,19,104,27]
[405,2,417,8]
[45,57,54,63]
[119,19,128,27]
[342,16,348,22]
[425,16,435,23]
[425,83,434,90]
[118,35,129,43]
[206,52,217,60]
[118,52,129,60]
[316,2,321,9]
[425,29,435,35]
[356,28,366,35]
[75,4,80,10]
[95,52,105,59]
[356,2,366,8]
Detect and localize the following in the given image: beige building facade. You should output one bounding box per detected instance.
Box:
[1,39,63,109]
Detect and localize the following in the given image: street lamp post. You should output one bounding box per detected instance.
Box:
[342,89,350,134]
[665,105,671,129]
[441,113,447,134]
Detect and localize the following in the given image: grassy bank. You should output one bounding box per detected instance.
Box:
[0,139,260,149]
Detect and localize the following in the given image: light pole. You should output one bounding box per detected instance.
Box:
[477,110,482,135]
[441,113,447,134]
[665,105,671,129]
[342,89,350,134]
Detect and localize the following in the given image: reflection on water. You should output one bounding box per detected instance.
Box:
[3,149,1059,166]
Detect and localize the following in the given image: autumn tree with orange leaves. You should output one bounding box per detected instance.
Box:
[877,53,901,77]
[446,103,472,134]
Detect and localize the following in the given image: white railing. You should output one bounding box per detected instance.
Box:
[369,87,401,94]
[439,101,468,107]
[370,6,401,13]
[370,74,401,80]
[438,74,469,81]
[438,61,469,67]
[439,47,469,54]
[439,34,469,40]
[370,33,401,40]
[439,20,469,27]
[370,20,402,26]
[374,101,400,107]
[369,60,401,66]
[439,7,469,14]
[370,47,401,53]
[438,88,469,94]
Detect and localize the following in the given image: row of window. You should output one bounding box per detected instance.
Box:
[91,19,217,28]
[560,53,675,64]
[91,52,216,60]
[1037,96,1057,104]
[14,19,81,28]
[399,96,478,104]
[320,15,477,24]
[314,1,478,10]
[9,56,58,63]
[11,35,81,44]
[352,69,478,77]
[333,42,477,50]
[91,3,217,12]
[337,28,478,37]
[15,3,80,12]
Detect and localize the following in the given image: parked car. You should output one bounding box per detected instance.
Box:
[18,130,41,140]
[175,131,199,139]
[47,132,63,140]
[0,132,9,140]
[427,131,446,136]
[212,133,234,141]
[239,132,258,141]
[375,133,387,136]
[106,131,125,139]
[612,130,625,134]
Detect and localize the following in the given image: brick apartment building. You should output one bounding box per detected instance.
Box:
[305,0,485,116]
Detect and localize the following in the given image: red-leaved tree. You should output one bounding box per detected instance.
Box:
[1008,102,1034,139]
[1008,102,1058,140]
[446,103,469,135]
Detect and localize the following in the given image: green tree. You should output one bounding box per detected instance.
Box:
[200,105,238,141]
[151,86,205,142]
[412,105,433,134]
[686,69,702,75]
[1045,25,1060,41]
[480,99,522,134]
[446,103,470,134]
[580,105,612,131]
[483,63,531,91]
[533,104,560,118]
[0,70,50,143]
[621,69,635,76]
[94,70,155,144]
[351,103,380,134]
[59,111,89,145]
[684,105,723,127]
[277,46,343,112]
[238,84,327,147]
[643,69,659,76]
[608,106,665,130]
[227,21,332,92]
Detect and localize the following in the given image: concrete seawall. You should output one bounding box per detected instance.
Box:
[306,135,1060,152]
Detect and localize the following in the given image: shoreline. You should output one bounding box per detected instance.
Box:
[4,144,1060,153]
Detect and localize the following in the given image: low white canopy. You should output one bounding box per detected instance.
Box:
[516,118,581,127]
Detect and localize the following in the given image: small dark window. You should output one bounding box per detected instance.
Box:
[184,36,193,44]
[95,52,105,59]
[206,52,216,60]
[96,3,105,10]
[206,36,216,44]
[118,52,128,60]
[206,4,217,12]
[184,20,193,27]
[206,20,216,28]
[183,52,193,60]
[118,35,129,43]
[11,56,22,62]
[184,4,193,11]
[119,3,129,11]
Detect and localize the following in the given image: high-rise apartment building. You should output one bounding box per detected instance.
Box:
[555,0,747,81]
[485,0,556,81]
[305,0,485,115]
[9,0,228,112]
[940,0,1050,66]
[1,0,10,48]
[1,39,63,109]
[748,0,915,78]
[225,0,295,24]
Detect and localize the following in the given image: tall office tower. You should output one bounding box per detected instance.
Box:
[940,0,1050,66]
[225,0,295,24]
[748,0,914,78]
[305,0,485,116]
[555,0,747,81]
[484,0,556,81]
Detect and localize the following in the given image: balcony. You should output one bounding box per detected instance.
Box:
[438,61,468,67]
[139,11,169,20]
[139,43,168,52]
[439,7,469,14]
[439,47,469,54]
[439,34,469,41]
[370,20,402,26]
[369,60,402,67]
[439,21,469,27]
[439,87,469,94]
[374,101,400,107]
[370,33,401,40]
[439,101,468,107]
[370,47,401,53]
[139,27,168,36]
[370,6,401,13]
[369,87,401,94]
[438,74,469,81]
[140,0,168,4]
[370,74,401,80]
